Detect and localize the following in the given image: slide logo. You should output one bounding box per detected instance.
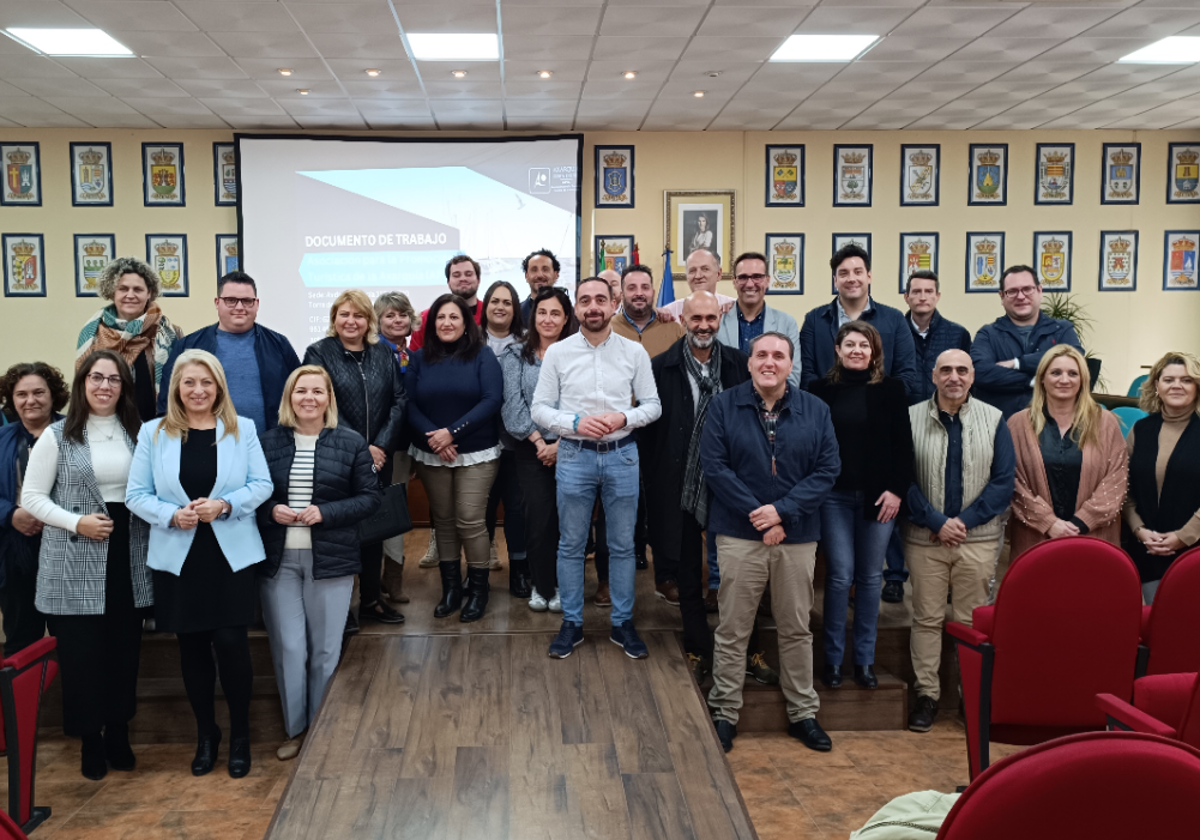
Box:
[529,168,550,194]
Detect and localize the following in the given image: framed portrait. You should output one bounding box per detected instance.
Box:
[1035,143,1074,205]
[765,233,803,295]
[1033,231,1072,292]
[1163,230,1199,291]
[833,145,872,207]
[142,142,185,207]
[146,234,188,296]
[1101,143,1140,205]
[1,142,41,206]
[968,144,1008,206]
[965,232,1004,293]
[216,234,240,278]
[593,235,635,275]
[899,233,939,294]
[595,145,634,208]
[214,142,237,206]
[74,234,115,297]
[765,144,804,207]
[831,233,871,293]
[1167,143,1200,204]
[3,234,46,297]
[70,142,113,207]
[900,144,939,207]
[665,189,735,277]
[1098,231,1137,292]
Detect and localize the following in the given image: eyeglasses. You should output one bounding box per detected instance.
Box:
[219,296,258,309]
[735,273,768,283]
[86,374,122,387]
[1002,286,1039,300]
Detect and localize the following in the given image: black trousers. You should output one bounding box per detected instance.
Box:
[0,559,47,657]
[359,541,383,608]
[674,513,714,658]
[486,448,527,560]
[46,503,144,737]
[177,625,254,740]
[514,442,558,597]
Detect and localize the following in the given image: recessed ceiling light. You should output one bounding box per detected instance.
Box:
[693,90,705,98]
[1120,36,1200,64]
[365,68,382,77]
[770,34,879,62]
[537,70,552,79]
[297,88,310,95]
[278,68,293,76]
[623,70,637,80]
[5,27,132,57]
[706,71,721,78]
[408,32,498,61]
[451,70,467,79]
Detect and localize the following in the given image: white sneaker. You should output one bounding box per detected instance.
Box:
[528,587,548,612]
[418,529,439,568]
[548,588,562,613]
[488,538,502,570]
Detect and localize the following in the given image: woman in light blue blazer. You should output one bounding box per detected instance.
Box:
[126,349,272,780]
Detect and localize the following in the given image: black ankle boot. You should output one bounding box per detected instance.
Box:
[854,664,878,689]
[228,736,251,779]
[461,567,491,623]
[434,561,463,618]
[192,728,221,777]
[81,732,107,780]
[509,558,532,599]
[104,722,136,771]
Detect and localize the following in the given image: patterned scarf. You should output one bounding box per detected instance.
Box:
[75,302,178,390]
[680,342,723,524]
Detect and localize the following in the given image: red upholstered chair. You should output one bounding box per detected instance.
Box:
[0,637,58,833]
[0,808,27,840]
[1136,546,1200,677]
[947,536,1143,780]
[936,732,1200,839]
[1097,672,1200,748]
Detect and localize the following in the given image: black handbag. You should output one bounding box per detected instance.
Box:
[358,480,413,544]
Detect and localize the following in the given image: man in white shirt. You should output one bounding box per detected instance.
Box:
[657,248,735,322]
[532,277,662,660]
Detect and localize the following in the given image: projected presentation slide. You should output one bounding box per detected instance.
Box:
[237,135,582,352]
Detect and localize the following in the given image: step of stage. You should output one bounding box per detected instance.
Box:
[732,668,909,733]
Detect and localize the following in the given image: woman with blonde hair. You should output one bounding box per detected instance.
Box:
[257,366,380,761]
[1124,351,1200,602]
[126,349,273,778]
[304,290,406,631]
[1008,344,1127,557]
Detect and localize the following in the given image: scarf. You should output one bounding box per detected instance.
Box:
[76,302,178,391]
[680,343,723,524]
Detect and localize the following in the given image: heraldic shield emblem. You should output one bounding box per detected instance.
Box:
[907,239,932,276]
[82,241,109,291]
[1106,238,1132,285]
[602,152,627,203]
[1040,151,1069,196]
[1040,238,1065,286]
[6,150,32,197]
[976,153,1000,197]
[150,148,177,196]
[773,244,797,288]
[1175,150,1199,198]
[1169,236,1197,287]
[77,148,105,195]
[773,150,798,200]
[11,242,37,288]
[155,242,181,290]
[972,239,998,288]
[1109,150,1135,194]
[906,151,933,201]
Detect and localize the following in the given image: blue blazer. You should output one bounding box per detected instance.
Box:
[126,416,273,575]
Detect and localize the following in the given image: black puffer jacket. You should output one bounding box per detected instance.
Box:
[256,425,381,580]
[303,337,406,453]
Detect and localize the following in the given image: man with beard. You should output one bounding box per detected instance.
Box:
[409,254,484,350]
[611,264,684,358]
[533,277,662,660]
[521,249,560,323]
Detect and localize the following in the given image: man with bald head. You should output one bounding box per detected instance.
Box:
[598,268,622,308]
[904,349,1015,733]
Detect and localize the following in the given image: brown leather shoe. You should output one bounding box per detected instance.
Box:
[704,589,719,613]
[655,580,680,606]
[593,581,612,607]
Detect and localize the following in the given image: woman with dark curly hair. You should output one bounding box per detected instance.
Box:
[0,362,69,655]
[76,256,182,421]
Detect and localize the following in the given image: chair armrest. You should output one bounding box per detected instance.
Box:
[0,636,56,672]
[947,621,989,649]
[1140,604,1152,643]
[1096,693,1177,738]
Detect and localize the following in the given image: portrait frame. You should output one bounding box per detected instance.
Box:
[216,234,240,279]
[69,141,113,207]
[1098,231,1138,292]
[968,144,1008,206]
[765,144,804,207]
[1162,230,1199,291]
[899,232,939,294]
[1033,231,1072,292]
[593,235,635,276]
[3,233,46,297]
[213,142,237,206]
[74,234,115,297]
[595,145,634,209]
[833,144,872,207]
[831,233,871,293]
[665,189,735,278]
[1101,143,1140,205]
[1166,143,1200,205]
[1034,143,1074,205]
[765,233,804,295]
[965,231,1004,293]
[145,233,189,297]
[142,142,185,207]
[899,144,939,207]
[1,142,42,207]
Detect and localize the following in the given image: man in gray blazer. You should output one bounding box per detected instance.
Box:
[715,251,801,388]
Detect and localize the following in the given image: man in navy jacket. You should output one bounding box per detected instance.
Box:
[970,265,1082,419]
[157,271,300,432]
[701,331,840,755]
[799,244,920,398]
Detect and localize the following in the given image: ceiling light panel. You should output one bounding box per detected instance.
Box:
[770,35,880,62]
[408,33,499,61]
[6,28,132,56]
[1121,37,1200,64]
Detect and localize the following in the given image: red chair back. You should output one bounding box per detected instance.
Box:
[989,537,1141,727]
[0,808,26,840]
[937,732,1200,839]
[1144,546,1200,676]
[1177,674,1200,747]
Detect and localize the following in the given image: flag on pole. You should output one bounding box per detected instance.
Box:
[595,239,605,276]
[657,248,675,308]
[632,242,640,266]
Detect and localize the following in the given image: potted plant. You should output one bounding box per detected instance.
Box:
[1041,292,1105,391]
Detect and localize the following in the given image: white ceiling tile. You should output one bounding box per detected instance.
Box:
[53,56,165,78]
[580,79,659,100]
[126,96,215,115]
[104,30,224,57]
[144,56,249,79]
[256,80,347,98]
[234,58,333,80]
[0,55,77,78]
[87,113,161,128]
[501,5,602,36]
[91,77,189,98]
[0,1,89,28]
[502,35,595,61]
[859,36,969,62]
[362,115,437,129]
[1103,98,1200,130]
[340,79,426,98]
[660,63,761,96]
[945,37,1064,63]
[968,79,1060,104]
[840,113,913,130]
[971,114,1051,131]
[416,60,501,80]
[890,6,1016,39]
[7,76,106,97]
[279,97,361,116]
[503,98,577,117]
[64,1,198,32]
[986,6,1124,39]
[390,5,497,31]
[199,97,288,116]
[1076,63,1186,85]
[429,98,503,117]
[1084,7,1200,40]
[503,79,583,99]
[286,2,404,34]
[305,32,409,59]
[222,115,300,129]
[207,31,318,58]
[423,80,503,98]
[0,34,31,54]
[904,112,985,130]
[175,1,299,32]
[1037,37,1156,63]
[41,95,133,116]
[294,115,368,129]
[505,117,576,130]
[696,6,812,37]
[325,59,418,81]
[996,61,1104,85]
[174,79,269,98]
[586,59,677,82]
[680,36,781,62]
[0,116,20,127]
[353,100,432,117]
[797,5,914,33]
[0,79,28,96]
[825,61,927,83]
[600,5,707,37]
[504,59,589,81]
[10,112,93,127]
[593,35,688,62]
[912,61,1014,84]
[137,114,231,128]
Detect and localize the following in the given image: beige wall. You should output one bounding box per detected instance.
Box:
[3,127,1198,394]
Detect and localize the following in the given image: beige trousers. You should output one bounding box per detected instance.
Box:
[414,459,499,570]
[906,539,994,701]
[709,535,819,725]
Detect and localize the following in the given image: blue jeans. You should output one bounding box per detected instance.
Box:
[820,490,895,667]
[555,439,640,626]
[883,525,908,583]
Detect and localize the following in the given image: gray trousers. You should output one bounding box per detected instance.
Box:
[260,549,354,738]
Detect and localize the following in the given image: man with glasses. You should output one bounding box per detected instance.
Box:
[970,265,1082,419]
[656,248,735,321]
[157,270,300,433]
[715,252,802,388]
